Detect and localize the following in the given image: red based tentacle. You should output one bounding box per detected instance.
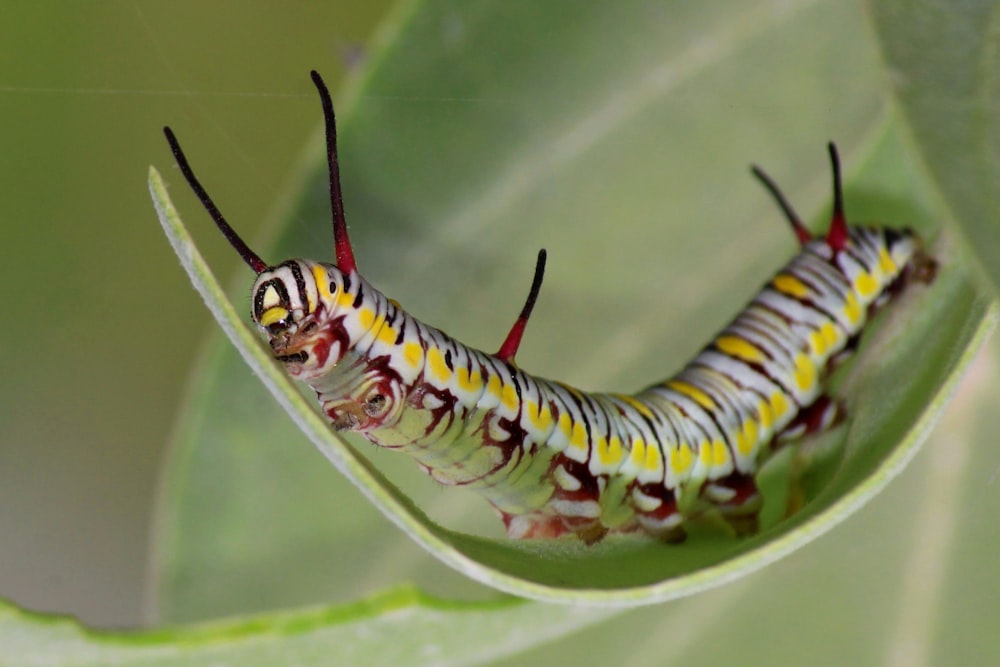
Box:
[496,249,547,362]
[750,164,812,246]
[825,142,848,252]
[163,127,269,274]
[310,70,358,274]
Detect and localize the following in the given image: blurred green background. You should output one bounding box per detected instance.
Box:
[0,2,391,626]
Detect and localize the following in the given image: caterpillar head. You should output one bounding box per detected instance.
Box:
[249,259,353,377]
[163,70,362,373]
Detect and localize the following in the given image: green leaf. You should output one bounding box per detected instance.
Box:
[0,587,615,666]
[868,0,1000,294]
[151,0,993,635]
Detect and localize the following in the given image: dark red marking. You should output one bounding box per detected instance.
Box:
[163,127,269,274]
[702,472,763,537]
[496,249,547,362]
[310,70,358,275]
[825,142,849,252]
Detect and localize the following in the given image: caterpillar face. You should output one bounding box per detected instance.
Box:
[250,259,351,375]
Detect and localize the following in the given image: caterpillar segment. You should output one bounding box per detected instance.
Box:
[163,71,937,543]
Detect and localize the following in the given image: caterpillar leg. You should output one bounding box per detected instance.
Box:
[774,395,845,445]
[500,511,608,543]
[702,472,763,537]
[633,484,687,543]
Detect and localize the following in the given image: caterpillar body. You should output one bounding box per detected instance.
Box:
[164,71,936,544]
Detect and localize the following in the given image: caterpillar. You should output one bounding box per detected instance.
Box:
[163,71,936,544]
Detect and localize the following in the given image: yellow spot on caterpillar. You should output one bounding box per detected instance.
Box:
[879,247,897,274]
[501,383,519,411]
[644,440,663,472]
[377,325,397,345]
[557,413,573,448]
[770,391,789,420]
[486,373,503,399]
[843,292,862,325]
[758,400,773,430]
[614,394,654,419]
[716,335,764,363]
[427,348,451,382]
[358,308,376,330]
[670,443,693,474]
[821,322,839,348]
[855,271,878,298]
[457,367,483,393]
[773,273,810,298]
[403,341,423,367]
[712,440,730,467]
[388,298,401,308]
[598,435,624,466]
[808,328,828,356]
[738,419,758,455]
[260,306,288,327]
[527,401,553,432]
[337,290,355,309]
[630,438,647,466]
[794,354,816,391]
[569,421,588,454]
[667,380,715,410]
[313,266,333,301]
[699,442,713,466]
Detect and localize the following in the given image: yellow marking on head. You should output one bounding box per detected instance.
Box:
[716,335,764,363]
[260,284,281,309]
[794,354,816,392]
[773,273,810,298]
[527,401,553,432]
[501,383,519,411]
[456,367,483,393]
[403,341,423,367]
[337,290,355,309]
[598,435,624,466]
[260,306,289,328]
[312,265,334,302]
[855,271,878,298]
[670,443,693,474]
[843,292,862,325]
[569,421,588,454]
[879,247,898,275]
[712,440,730,467]
[770,391,789,420]
[614,394,654,419]
[427,348,451,382]
[667,380,715,410]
